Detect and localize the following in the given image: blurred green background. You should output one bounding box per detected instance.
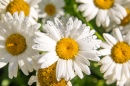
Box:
[0,0,116,86]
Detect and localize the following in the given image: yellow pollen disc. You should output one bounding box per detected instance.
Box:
[94,0,114,9]
[111,42,130,64]
[56,38,79,60]
[120,8,130,26]
[6,34,27,56]
[6,0,30,16]
[45,4,56,16]
[37,63,67,86]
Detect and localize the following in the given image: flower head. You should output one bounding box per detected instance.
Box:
[76,0,127,27]
[105,1,130,34]
[98,28,130,85]
[28,62,72,86]
[0,11,40,79]
[37,0,65,21]
[0,0,41,24]
[33,17,101,81]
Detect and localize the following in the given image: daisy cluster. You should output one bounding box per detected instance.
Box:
[0,0,130,86]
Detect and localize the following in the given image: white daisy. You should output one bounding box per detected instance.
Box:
[98,28,130,85]
[37,0,65,21]
[76,0,127,27]
[0,0,41,24]
[0,11,41,79]
[32,17,101,81]
[105,1,130,34]
[28,63,72,86]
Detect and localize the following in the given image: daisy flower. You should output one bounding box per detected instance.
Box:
[32,17,101,81]
[98,28,130,85]
[76,0,127,27]
[0,0,41,24]
[105,1,130,34]
[37,0,65,21]
[28,62,72,86]
[0,11,41,79]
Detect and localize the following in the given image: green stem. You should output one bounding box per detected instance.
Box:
[72,2,104,41]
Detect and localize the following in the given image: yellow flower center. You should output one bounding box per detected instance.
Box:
[111,42,130,64]
[56,38,79,60]
[120,8,130,26]
[6,0,30,16]
[6,34,27,56]
[45,4,56,16]
[94,0,114,9]
[37,63,67,86]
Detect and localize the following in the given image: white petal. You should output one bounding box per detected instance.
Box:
[100,58,113,73]
[28,17,37,24]
[78,4,89,12]
[112,28,123,41]
[29,0,41,7]
[72,25,90,40]
[114,11,124,20]
[73,18,82,31]
[103,33,117,46]
[23,56,33,72]
[28,76,37,85]
[65,18,74,37]
[115,64,122,80]
[19,11,25,21]
[9,58,18,79]
[124,31,130,44]
[34,31,56,44]
[0,53,12,68]
[100,42,112,49]
[97,49,111,56]
[18,56,29,75]
[54,17,65,36]
[75,55,90,66]
[40,51,58,68]
[74,61,83,79]
[104,62,116,78]
[123,63,130,78]
[75,59,90,75]
[56,59,66,81]
[60,59,67,78]
[13,12,19,20]
[76,0,93,4]
[77,39,101,51]
[86,7,98,21]
[78,51,100,62]
[106,79,116,85]
[33,23,41,31]
[83,5,95,18]
[65,69,70,81]
[113,4,127,17]
[67,60,75,80]
[96,10,107,27]
[67,81,72,86]
[6,12,13,20]
[45,21,61,41]
[29,8,38,20]
[32,44,55,51]
[104,16,110,27]
[69,19,83,38]
[125,78,130,86]
[99,56,112,64]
